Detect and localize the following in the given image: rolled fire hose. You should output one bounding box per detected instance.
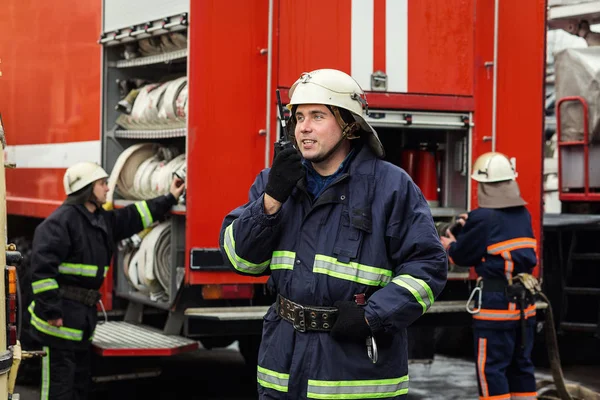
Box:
[151,223,173,297]
[123,221,173,299]
[157,77,187,121]
[105,142,156,209]
[106,142,186,206]
[130,149,184,201]
[117,76,188,130]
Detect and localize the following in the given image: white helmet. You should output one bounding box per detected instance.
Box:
[471,152,517,183]
[287,69,385,158]
[63,162,109,195]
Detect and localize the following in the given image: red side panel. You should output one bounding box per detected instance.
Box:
[4,170,64,218]
[278,0,474,97]
[0,1,101,218]
[185,0,271,284]
[278,0,351,87]
[407,0,474,95]
[472,0,547,276]
[496,0,546,278]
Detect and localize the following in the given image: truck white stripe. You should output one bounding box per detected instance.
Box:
[351,0,374,90]
[5,141,101,169]
[386,0,408,92]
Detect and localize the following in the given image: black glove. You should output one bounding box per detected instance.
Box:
[330,301,372,342]
[265,147,304,203]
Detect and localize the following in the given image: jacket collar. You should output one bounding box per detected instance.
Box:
[71,204,109,235]
[297,144,377,234]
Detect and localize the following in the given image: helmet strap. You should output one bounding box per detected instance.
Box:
[329,106,361,140]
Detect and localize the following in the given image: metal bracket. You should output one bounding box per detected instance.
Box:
[164,311,185,335]
[371,70,388,91]
[124,301,144,324]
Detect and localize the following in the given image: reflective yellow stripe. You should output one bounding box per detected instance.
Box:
[103,266,109,278]
[270,251,295,271]
[58,263,98,277]
[313,254,392,286]
[392,275,435,314]
[32,278,59,294]
[41,346,50,400]
[135,201,153,228]
[307,375,409,399]
[257,365,289,393]
[28,302,84,341]
[223,223,270,274]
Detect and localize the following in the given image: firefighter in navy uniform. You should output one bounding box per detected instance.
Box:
[440,152,538,400]
[28,161,185,400]
[220,69,447,400]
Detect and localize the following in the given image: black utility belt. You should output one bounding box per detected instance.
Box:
[60,284,101,307]
[481,278,508,293]
[276,294,338,333]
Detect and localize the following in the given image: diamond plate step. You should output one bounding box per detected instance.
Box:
[92,321,198,357]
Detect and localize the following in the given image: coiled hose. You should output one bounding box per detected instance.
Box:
[123,221,173,301]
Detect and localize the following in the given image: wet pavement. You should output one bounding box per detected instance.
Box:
[13,347,600,400]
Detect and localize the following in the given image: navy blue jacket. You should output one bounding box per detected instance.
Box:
[447,206,537,329]
[220,146,447,399]
[29,194,177,349]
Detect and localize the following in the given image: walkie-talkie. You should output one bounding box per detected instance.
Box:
[274,89,294,158]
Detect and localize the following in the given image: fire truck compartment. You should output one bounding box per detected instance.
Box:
[366,110,471,216]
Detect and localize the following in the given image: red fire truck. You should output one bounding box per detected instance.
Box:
[1,0,569,374]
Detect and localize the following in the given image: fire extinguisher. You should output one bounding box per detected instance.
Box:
[415,144,441,207]
[400,149,419,178]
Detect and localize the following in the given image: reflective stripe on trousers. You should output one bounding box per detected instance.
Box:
[41,346,50,400]
[257,365,410,399]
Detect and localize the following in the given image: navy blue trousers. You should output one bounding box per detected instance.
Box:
[473,326,537,399]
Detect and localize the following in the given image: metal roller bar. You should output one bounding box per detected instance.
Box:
[99,13,188,46]
[114,199,186,215]
[107,49,187,68]
[364,110,473,130]
[114,128,186,139]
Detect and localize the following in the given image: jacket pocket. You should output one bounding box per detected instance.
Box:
[333,210,367,263]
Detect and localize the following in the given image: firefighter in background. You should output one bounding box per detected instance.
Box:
[440,152,538,400]
[28,161,185,400]
[220,69,447,399]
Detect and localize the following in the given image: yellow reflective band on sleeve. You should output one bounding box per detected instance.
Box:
[28,302,84,341]
[392,274,435,314]
[257,365,289,393]
[307,375,409,399]
[313,254,392,287]
[58,263,98,277]
[270,251,296,271]
[135,201,154,229]
[32,278,59,294]
[103,266,109,278]
[223,223,270,274]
